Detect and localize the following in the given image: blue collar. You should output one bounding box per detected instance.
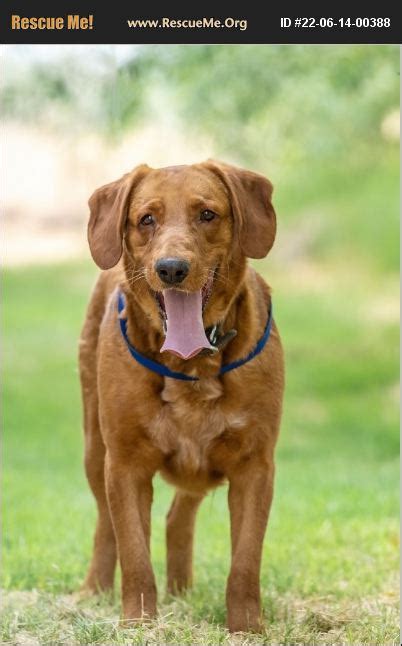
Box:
[117,291,273,382]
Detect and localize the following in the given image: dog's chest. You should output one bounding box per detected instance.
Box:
[149,378,248,491]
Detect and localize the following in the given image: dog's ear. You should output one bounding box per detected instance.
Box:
[88,164,151,270]
[202,160,276,259]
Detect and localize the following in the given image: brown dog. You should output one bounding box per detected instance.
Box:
[79,160,284,633]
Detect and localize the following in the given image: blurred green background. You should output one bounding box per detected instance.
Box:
[2,45,399,644]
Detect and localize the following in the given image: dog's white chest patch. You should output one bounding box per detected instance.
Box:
[148,378,247,486]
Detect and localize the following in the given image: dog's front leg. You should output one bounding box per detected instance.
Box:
[105,449,157,622]
[226,458,274,633]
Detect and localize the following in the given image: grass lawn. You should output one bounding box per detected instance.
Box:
[1,252,399,644]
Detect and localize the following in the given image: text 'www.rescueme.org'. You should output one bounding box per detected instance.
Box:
[127,17,248,31]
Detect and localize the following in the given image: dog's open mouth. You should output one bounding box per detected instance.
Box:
[154,272,216,360]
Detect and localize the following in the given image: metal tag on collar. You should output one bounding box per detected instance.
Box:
[199,324,220,356]
[209,325,218,344]
[199,325,237,356]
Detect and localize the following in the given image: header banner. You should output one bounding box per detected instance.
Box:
[1,2,400,44]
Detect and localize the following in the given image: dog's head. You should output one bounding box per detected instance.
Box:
[88,161,276,359]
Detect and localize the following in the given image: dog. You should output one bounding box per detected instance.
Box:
[79,160,284,632]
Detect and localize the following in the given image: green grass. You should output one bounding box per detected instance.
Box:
[1,249,399,644]
[274,146,400,273]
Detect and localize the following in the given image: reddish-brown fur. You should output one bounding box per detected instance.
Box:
[79,160,284,632]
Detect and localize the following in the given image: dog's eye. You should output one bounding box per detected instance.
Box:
[200,210,216,222]
[140,214,154,226]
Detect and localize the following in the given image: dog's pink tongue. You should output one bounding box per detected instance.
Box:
[160,289,214,360]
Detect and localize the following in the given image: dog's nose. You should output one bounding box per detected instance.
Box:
[155,258,190,285]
